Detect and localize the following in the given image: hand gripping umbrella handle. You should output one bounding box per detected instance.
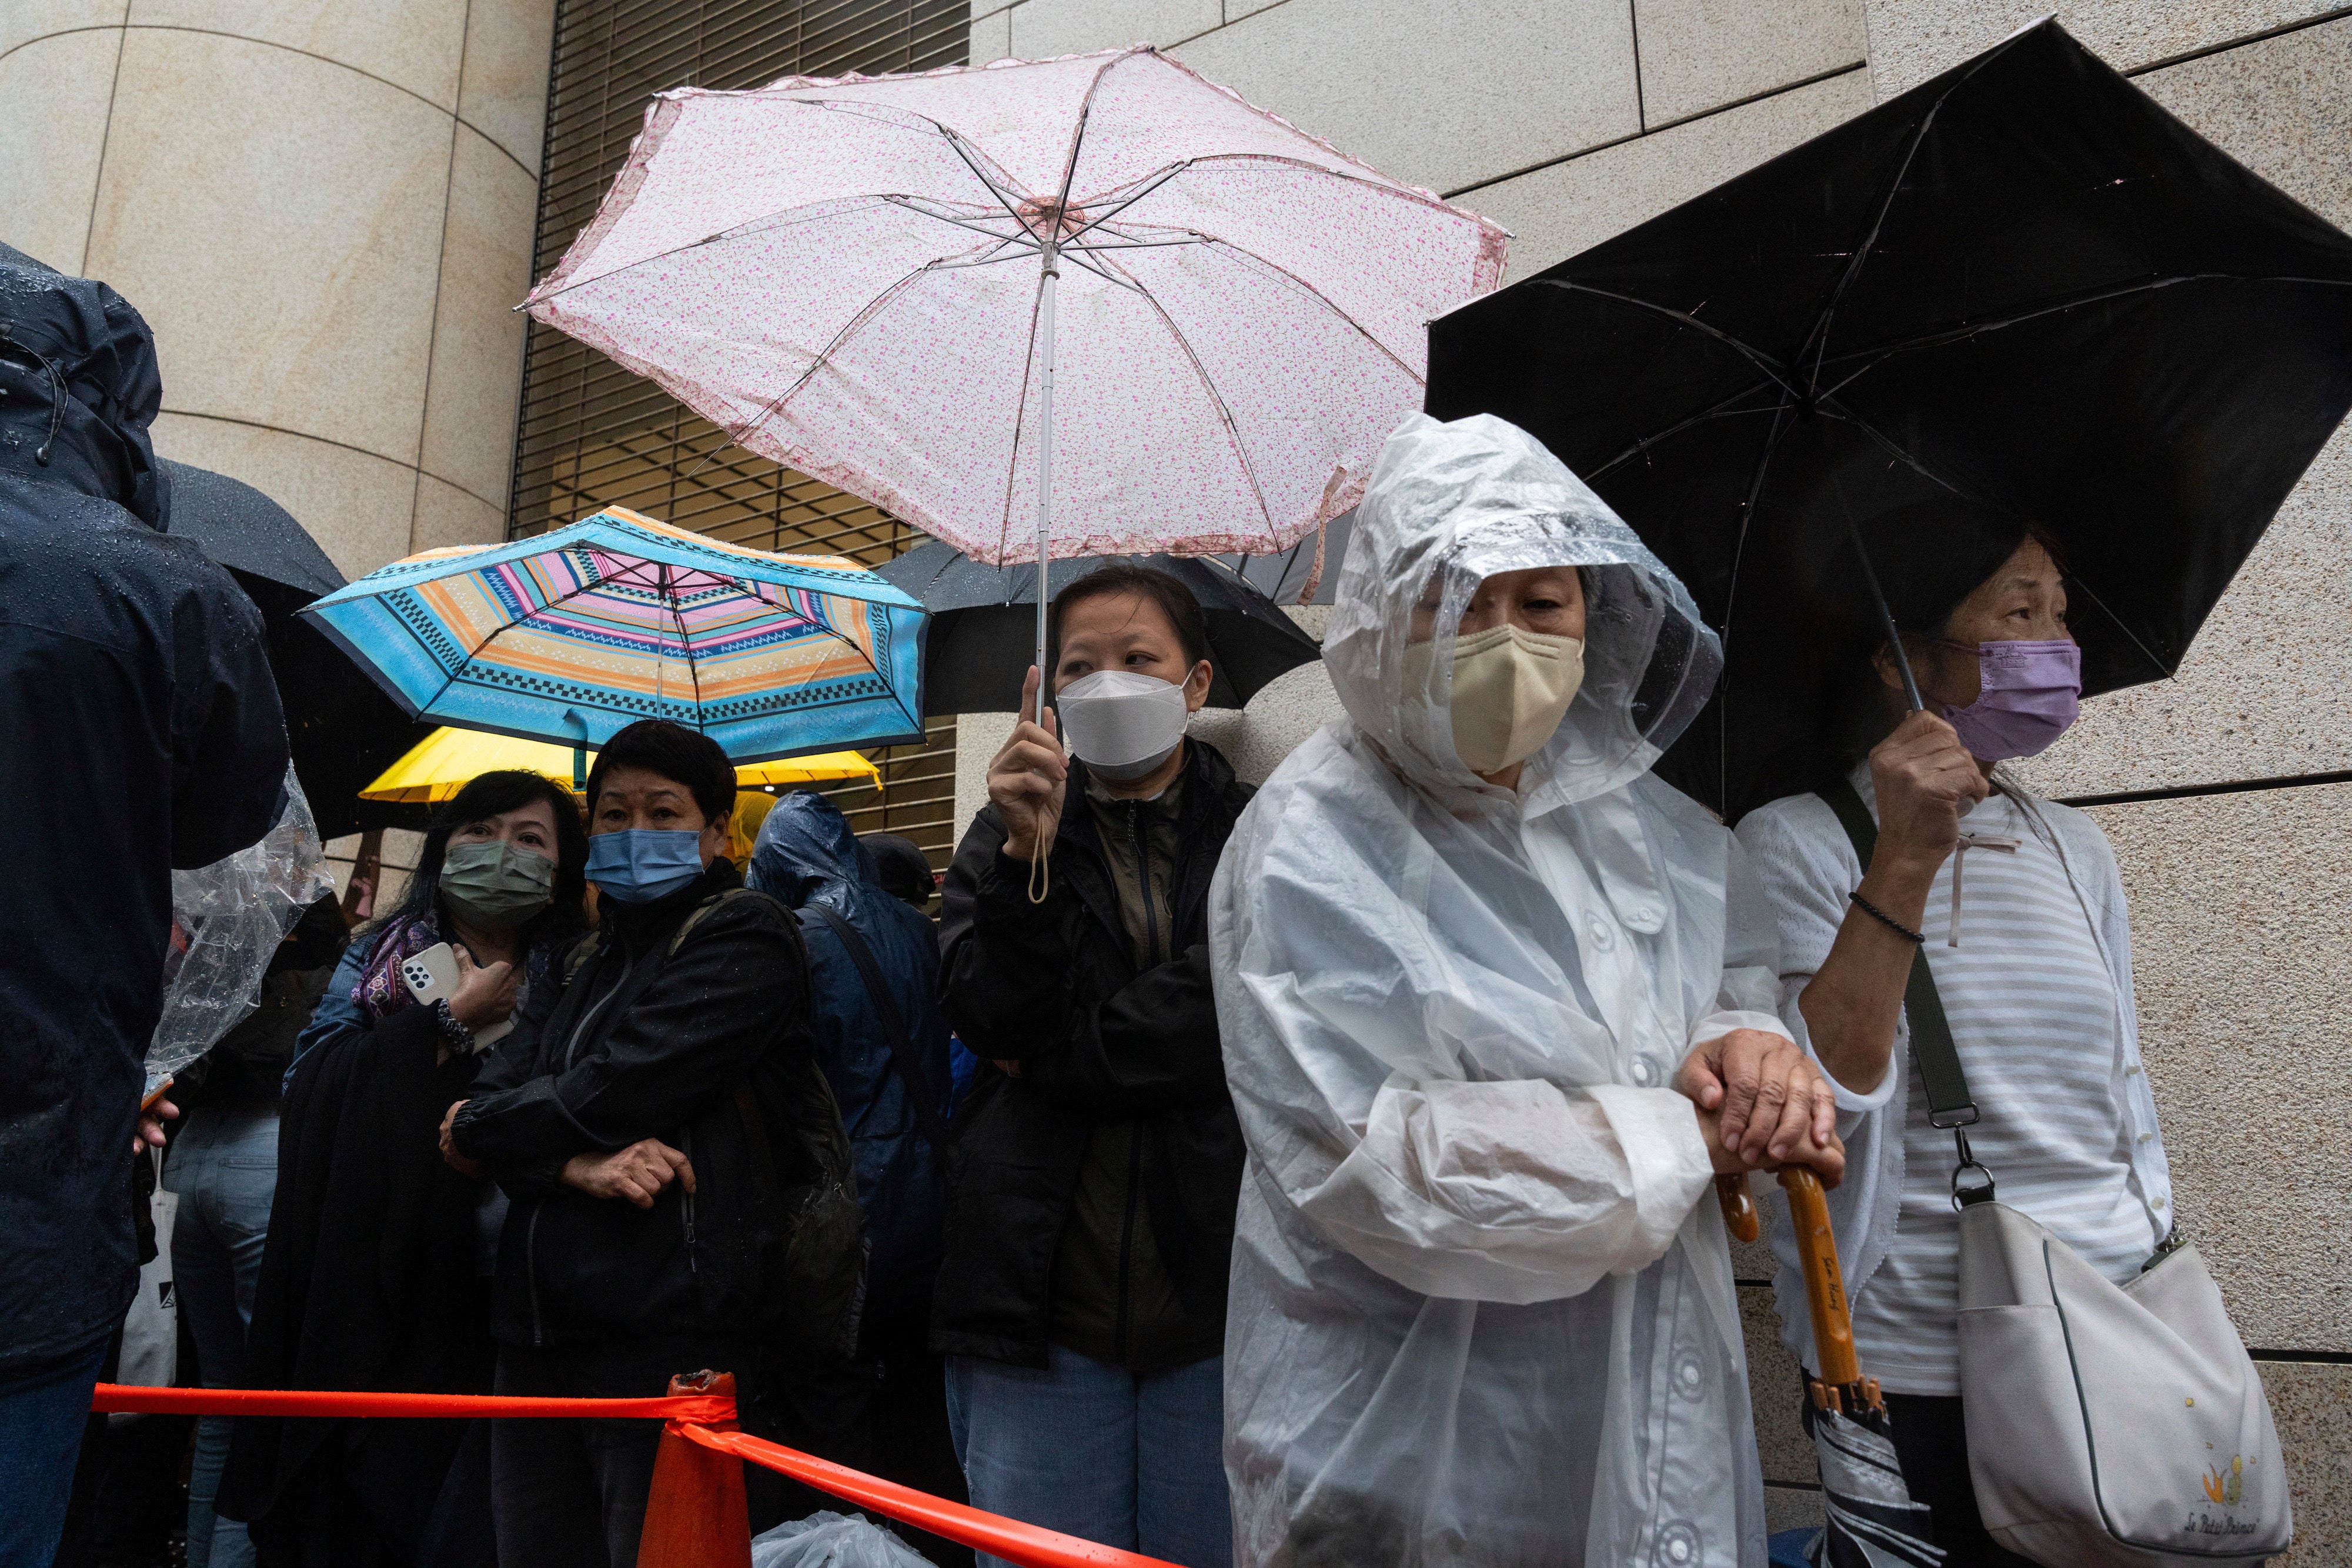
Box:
[1778,1166,1862,1389]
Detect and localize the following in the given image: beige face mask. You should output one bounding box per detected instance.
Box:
[1428,623,1586,774]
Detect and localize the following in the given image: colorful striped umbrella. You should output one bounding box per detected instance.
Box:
[302,506,927,761]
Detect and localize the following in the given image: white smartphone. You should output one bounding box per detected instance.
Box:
[400,942,514,1048]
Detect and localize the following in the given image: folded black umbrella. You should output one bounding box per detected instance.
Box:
[1426,19,2352,822]
[162,459,430,839]
[876,541,1322,715]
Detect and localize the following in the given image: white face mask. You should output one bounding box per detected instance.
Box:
[1405,623,1586,774]
[1054,668,1191,781]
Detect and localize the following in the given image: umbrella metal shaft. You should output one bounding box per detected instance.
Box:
[1033,241,1059,728]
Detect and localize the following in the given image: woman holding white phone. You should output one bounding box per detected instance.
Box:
[221,770,590,1567]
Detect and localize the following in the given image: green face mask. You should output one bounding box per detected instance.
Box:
[439,838,556,930]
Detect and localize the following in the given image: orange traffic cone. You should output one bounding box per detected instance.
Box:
[637,1370,753,1568]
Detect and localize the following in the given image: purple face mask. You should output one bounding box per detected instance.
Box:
[1937,638,2080,759]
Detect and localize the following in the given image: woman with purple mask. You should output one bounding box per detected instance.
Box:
[1735,524,2173,1567]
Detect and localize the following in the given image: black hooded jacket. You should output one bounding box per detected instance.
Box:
[452,857,863,1362]
[935,739,1251,1368]
[0,255,288,1377]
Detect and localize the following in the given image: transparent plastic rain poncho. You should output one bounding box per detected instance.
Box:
[1208,414,1783,1567]
[146,764,332,1096]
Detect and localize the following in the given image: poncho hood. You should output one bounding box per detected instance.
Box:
[1326,413,1720,813]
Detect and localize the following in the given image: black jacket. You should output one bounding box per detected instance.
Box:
[220,1000,496,1565]
[0,256,288,1378]
[934,740,1252,1368]
[452,858,863,1359]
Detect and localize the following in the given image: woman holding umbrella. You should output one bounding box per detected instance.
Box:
[937,563,1257,1568]
[1736,514,2176,1567]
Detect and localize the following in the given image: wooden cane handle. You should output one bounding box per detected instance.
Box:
[1778,1165,1860,1388]
[1714,1174,1760,1243]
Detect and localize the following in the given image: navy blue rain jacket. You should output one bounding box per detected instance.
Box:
[0,256,289,1377]
[747,794,950,1324]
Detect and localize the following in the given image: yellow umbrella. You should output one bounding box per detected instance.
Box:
[362,726,880,806]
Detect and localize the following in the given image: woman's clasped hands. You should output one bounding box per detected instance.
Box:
[1676,1028,1845,1187]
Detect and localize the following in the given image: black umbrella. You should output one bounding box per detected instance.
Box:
[876,541,1322,716]
[161,459,431,838]
[1426,19,2352,823]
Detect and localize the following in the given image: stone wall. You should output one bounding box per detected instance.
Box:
[960,1,2352,1552]
[1,0,556,577]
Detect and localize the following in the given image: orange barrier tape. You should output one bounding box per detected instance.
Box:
[674,1422,1189,1568]
[91,1383,739,1425]
[89,1383,1190,1568]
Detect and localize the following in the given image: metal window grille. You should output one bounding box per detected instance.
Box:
[508,0,970,880]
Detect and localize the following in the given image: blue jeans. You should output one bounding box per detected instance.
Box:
[0,1339,109,1568]
[170,1106,278,1568]
[946,1346,1231,1568]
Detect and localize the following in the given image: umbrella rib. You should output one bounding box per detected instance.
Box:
[937,125,1040,228]
[1583,380,1788,480]
[1793,38,2018,396]
[1713,394,1798,812]
[662,567,706,726]
[1060,162,1196,246]
[1531,280,1798,397]
[1050,49,1133,225]
[736,581,921,735]
[1104,250,1284,551]
[721,256,958,450]
[526,196,903,307]
[881,193,1033,245]
[425,561,643,716]
[1811,271,2352,397]
[1182,235,1424,381]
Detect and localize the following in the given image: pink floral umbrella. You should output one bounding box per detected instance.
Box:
[525,46,1506,698]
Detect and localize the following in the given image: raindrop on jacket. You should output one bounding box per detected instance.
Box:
[1209,413,1787,1566]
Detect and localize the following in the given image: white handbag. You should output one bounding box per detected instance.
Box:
[112,1145,179,1424]
[1957,1202,2291,1566]
[1820,780,2290,1566]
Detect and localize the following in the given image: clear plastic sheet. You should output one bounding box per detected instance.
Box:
[1210,414,1769,1566]
[750,1512,931,1568]
[145,763,332,1096]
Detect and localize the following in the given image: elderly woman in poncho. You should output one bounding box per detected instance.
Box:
[1209,414,1846,1568]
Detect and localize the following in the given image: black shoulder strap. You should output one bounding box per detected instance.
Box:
[804,904,951,1151]
[1819,777,1979,1133]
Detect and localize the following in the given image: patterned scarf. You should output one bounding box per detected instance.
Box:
[353,913,443,1019]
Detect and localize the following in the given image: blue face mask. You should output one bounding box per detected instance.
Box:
[585,828,706,904]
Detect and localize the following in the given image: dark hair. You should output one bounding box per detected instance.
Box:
[585,719,735,825]
[367,769,589,950]
[1828,513,2070,766]
[1046,561,1211,675]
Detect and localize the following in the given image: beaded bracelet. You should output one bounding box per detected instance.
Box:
[433,997,477,1052]
[1849,888,1926,945]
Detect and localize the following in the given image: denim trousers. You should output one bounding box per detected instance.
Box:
[169,1106,279,1568]
[0,1339,111,1568]
[946,1346,1231,1568]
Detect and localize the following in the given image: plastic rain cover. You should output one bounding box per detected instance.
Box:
[146,763,332,1096]
[1209,414,1771,1566]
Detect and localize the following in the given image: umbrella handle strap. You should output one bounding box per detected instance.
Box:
[1779,1166,1863,1388]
